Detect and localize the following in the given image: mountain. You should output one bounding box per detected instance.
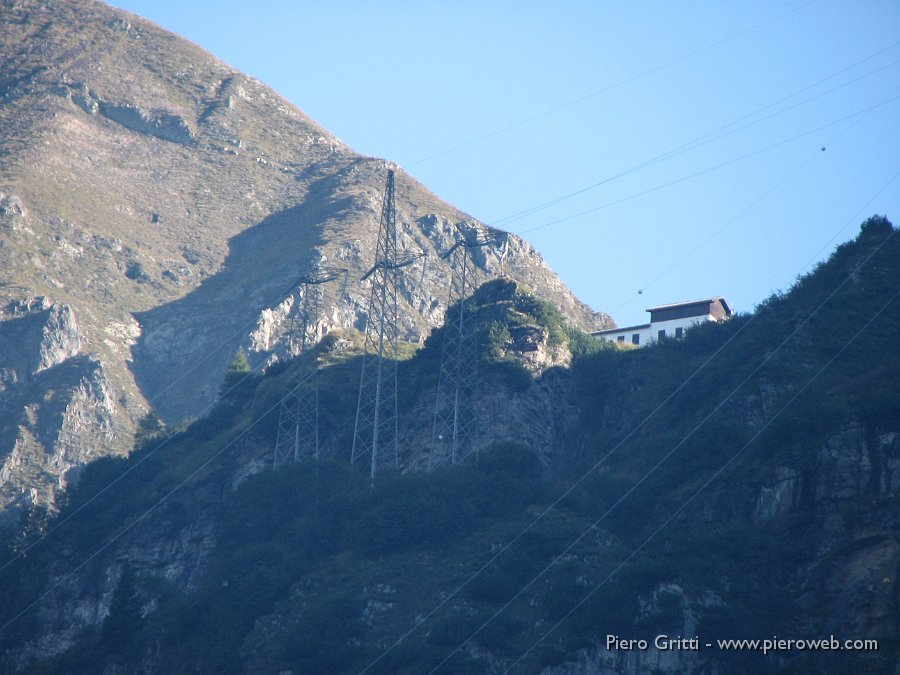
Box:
[0,0,610,525]
[0,217,897,673]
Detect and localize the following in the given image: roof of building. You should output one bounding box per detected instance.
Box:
[592,323,651,335]
[646,297,731,314]
[593,297,732,337]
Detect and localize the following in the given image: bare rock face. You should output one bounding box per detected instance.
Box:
[0,0,611,524]
[475,368,578,464]
[536,421,900,675]
[0,298,122,525]
[393,280,582,471]
[0,193,28,231]
[540,584,716,675]
[3,512,218,669]
[798,424,899,646]
[97,100,196,146]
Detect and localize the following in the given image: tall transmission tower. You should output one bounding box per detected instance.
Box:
[430,227,495,469]
[273,267,346,468]
[351,169,425,480]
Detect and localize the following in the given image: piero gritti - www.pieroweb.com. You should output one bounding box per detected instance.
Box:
[606,634,878,656]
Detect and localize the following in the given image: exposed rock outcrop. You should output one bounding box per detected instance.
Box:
[0,298,122,525]
[98,101,195,145]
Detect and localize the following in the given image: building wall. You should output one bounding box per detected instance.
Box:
[596,314,717,347]
[651,315,715,341]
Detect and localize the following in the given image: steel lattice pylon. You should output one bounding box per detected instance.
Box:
[273,268,346,468]
[430,227,494,469]
[351,170,403,481]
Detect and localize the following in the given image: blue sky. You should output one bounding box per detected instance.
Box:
[109,0,900,328]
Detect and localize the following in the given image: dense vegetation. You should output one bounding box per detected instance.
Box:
[1,218,898,673]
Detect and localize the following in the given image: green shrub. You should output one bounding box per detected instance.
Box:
[487,321,511,358]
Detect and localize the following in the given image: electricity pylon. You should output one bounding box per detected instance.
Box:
[351,169,425,481]
[273,267,346,468]
[430,226,495,469]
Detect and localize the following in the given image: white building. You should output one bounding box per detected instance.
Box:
[593,297,733,347]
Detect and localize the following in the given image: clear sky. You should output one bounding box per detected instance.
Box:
[108,0,900,328]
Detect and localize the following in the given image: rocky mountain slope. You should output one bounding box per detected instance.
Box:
[0,0,610,523]
[0,217,896,674]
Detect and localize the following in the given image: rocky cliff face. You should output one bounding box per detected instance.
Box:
[538,420,900,675]
[0,0,611,524]
[0,297,122,527]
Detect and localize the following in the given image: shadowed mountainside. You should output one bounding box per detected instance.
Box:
[0,218,896,674]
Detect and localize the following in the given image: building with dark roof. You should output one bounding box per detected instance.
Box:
[593,297,732,347]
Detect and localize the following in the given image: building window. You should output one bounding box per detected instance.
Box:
[631,333,640,345]
[675,327,683,338]
[617,335,625,343]
[658,329,666,340]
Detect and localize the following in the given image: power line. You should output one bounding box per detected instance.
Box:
[359,292,758,673]
[358,176,899,673]
[4,18,894,590]
[4,178,889,657]
[9,157,888,648]
[509,270,900,672]
[0,15,888,648]
[5,95,894,657]
[485,48,900,231]
[407,0,821,168]
[608,84,900,318]
[517,94,900,235]
[795,168,900,278]
[430,226,898,675]
[13,79,887,579]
